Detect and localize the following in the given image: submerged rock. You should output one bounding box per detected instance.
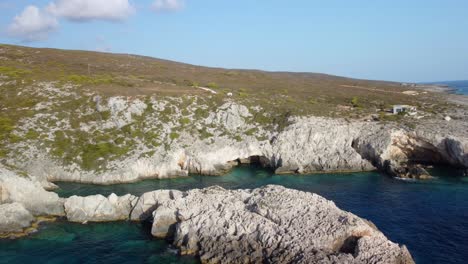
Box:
[0,202,34,234]
[150,185,414,264]
[64,193,138,223]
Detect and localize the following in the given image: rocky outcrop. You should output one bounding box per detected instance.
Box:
[129,189,183,221]
[353,126,468,179]
[0,202,34,234]
[0,164,414,263]
[150,185,414,264]
[64,193,137,223]
[0,166,64,216]
[269,117,376,173]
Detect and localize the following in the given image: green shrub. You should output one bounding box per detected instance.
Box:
[25,129,40,140]
[179,117,191,126]
[198,128,213,140]
[238,92,249,98]
[194,108,209,119]
[100,110,111,120]
[0,66,31,78]
[170,132,180,140]
[245,128,258,136]
[207,82,218,89]
[181,109,190,116]
[351,97,361,108]
[183,80,198,87]
[61,74,114,86]
[80,142,128,170]
[51,131,72,158]
[0,117,15,141]
[121,124,133,135]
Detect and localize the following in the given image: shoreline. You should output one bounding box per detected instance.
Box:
[411,84,459,94]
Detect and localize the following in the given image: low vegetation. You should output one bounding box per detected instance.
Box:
[0,43,458,172]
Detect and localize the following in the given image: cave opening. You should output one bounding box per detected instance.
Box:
[231,155,274,172]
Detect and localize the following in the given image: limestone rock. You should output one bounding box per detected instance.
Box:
[130,189,183,221]
[207,102,252,131]
[269,117,376,174]
[0,202,34,234]
[8,103,468,184]
[0,166,64,216]
[64,193,138,222]
[151,185,414,264]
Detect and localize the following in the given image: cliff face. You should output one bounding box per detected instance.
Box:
[0,166,414,264]
[12,117,468,186]
[0,78,467,185]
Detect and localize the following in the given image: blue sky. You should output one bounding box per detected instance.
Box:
[1,0,467,82]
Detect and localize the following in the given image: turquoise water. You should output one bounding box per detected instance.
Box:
[0,221,197,264]
[2,166,468,264]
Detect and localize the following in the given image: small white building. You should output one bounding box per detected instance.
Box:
[393,105,416,115]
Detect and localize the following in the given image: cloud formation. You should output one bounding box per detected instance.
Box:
[7,0,184,42]
[152,0,184,12]
[47,0,135,22]
[7,5,58,42]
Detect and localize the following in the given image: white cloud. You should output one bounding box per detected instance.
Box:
[152,0,184,12]
[47,0,135,22]
[7,5,58,42]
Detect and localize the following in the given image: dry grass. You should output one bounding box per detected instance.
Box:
[0,43,445,118]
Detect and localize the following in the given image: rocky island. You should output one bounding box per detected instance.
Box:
[1,44,468,263]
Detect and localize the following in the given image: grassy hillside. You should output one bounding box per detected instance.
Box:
[0,44,453,171]
[0,43,447,117]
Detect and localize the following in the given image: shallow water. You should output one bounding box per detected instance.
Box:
[2,166,468,264]
[0,221,197,264]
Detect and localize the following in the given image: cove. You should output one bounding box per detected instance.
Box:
[2,166,468,264]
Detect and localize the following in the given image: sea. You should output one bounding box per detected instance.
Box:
[430,80,468,95]
[1,166,467,264]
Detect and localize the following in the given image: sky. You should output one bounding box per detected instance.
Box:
[0,0,467,83]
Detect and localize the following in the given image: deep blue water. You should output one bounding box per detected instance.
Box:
[2,167,468,264]
[429,80,468,95]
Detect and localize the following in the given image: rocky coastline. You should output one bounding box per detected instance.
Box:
[0,165,414,263]
[7,106,468,187]
[0,77,466,186]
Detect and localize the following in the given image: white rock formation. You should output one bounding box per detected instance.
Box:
[0,166,64,216]
[130,189,183,221]
[64,193,137,222]
[0,164,415,263]
[0,203,34,234]
[150,185,414,264]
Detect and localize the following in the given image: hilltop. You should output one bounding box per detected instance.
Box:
[0,44,450,115]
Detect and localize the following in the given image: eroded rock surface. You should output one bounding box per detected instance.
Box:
[151,185,414,264]
[0,166,64,216]
[64,193,138,222]
[130,190,183,221]
[0,164,414,263]
[0,202,34,234]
